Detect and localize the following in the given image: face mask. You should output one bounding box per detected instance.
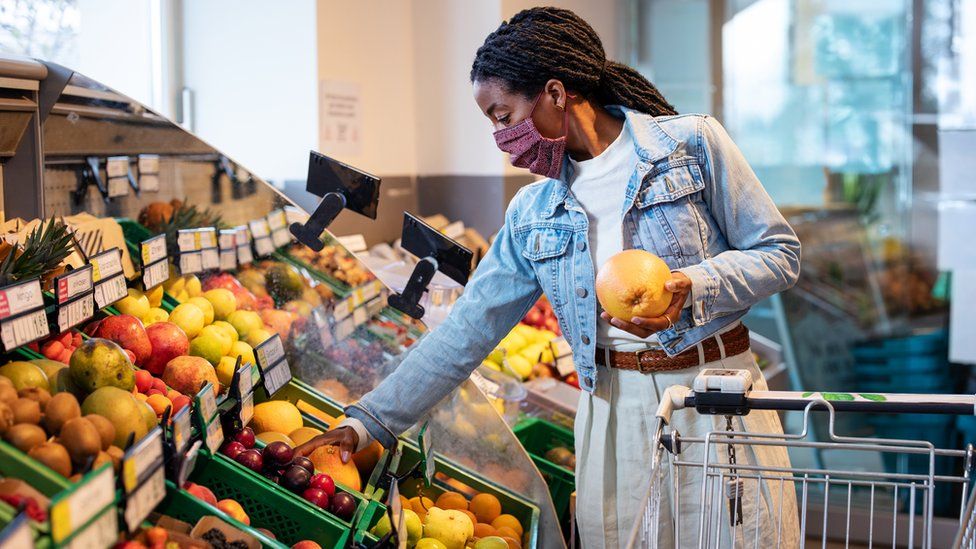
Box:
[493,92,568,179]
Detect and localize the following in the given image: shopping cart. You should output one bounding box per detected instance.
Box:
[625,369,976,549]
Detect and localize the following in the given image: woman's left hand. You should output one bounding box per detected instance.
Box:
[601,272,692,338]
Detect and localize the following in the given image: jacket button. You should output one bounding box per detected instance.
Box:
[576,240,586,251]
[581,335,590,345]
[576,287,587,298]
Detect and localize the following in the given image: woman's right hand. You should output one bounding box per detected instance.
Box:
[293,426,359,463]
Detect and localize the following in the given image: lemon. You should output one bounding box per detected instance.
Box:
[189,334,224,366]
[245,328,273,348]
[169,304,205,338]
[185,275,202,298]
[215,356,238,386]
[199,325,232,355]
[203,289,237,320]
[186,297,214,325]
[227,310,262,339]
[142,307,169,326]
[211,321,239,343]
[505,355,533,380]
[229,341,256,365]
[146,285,164,307]
[115,288,150,319]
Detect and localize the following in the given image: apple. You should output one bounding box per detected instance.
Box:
[92,315,152,367]
[143,322,190,375]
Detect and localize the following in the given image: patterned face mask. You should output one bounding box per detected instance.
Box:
[493,92,568,179]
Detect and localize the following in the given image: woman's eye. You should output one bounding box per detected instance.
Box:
[497,114,510,125]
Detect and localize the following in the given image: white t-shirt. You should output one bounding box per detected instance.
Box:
[568,124,658,351]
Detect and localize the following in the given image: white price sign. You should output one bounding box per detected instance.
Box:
[256,334,291,397]
[272,228,291,248]
[122,428,165,531]
[143,260,169,290]
[177,230,198,252]
[107,156,130,198]
[253,236,274,257]
[50,465,115,543]
[58,294,94,333]
[352,304,368,326]
[201,248,220,271]
[140,234,169,289]
[140,235,167,264]
[91,248,126,309]
[0,278,49,351]
[220,249,237,271]
[179,252,203,275]
[248,218,271,238]
[236,226,254,266]
[63,506,118,549]
[267,209,287,231]
[138,154,159,192]
[54,265,94,332]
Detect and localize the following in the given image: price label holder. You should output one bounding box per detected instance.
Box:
[0,511,33,549]
[106,156,134,198]
[121,427,166,532]
[417,423,435,486]
[0,278,49,352]
[333,298,352,321]
[255,334,291,398]
[176,228,203,275]
[166,405,199,487]
[336,234,367,254]
[197,228,220,271]
[193,383,224,455]
[366,296,384,318]
[51,265,94,333]
[387,482,408,549]
[140,234,169,290]
[249,219,274,258]
[268,209,291,248]
[219,229,238,271]
[550,336,575,377]
[90,248,127,309]
[333,316,355,342]
[138,154,160,192]
[49,464,117,546]
[235,226,254,266]
[469,370,501,400]
[230,357,254,426]
[352,303,368,327]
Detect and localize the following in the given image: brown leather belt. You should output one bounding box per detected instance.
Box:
[596,324,751,373]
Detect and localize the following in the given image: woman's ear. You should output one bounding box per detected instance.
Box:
[544,79,568,110]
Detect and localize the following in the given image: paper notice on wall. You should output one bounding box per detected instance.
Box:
[320,80,362,156]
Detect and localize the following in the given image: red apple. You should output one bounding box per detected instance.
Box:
[93,315,152,367]
[143,322,189,375]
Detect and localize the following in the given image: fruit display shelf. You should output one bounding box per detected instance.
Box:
[374,439,542,549]
[155,481,286,548]
[273,250,350,298]
[511,418,576,529]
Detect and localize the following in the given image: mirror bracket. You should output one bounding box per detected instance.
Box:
[289,192,347,252]
[388,256,438,320]
[72,156,109,204]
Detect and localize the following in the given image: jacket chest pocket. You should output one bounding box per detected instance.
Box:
[518,225,573,310]
[633,162,708,263]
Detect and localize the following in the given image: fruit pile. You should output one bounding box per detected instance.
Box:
[116,285,169,327]
[483,324,558,381]
[372,490,525,549]
[28,331,83,364]
[182,481,253,525]
[519,297,560,335]
[543,446,575,472]
[288,244,373,288]
[221,424,357,522]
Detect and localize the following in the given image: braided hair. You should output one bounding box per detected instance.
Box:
[471,7,677,116]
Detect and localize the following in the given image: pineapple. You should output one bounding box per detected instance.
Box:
[0,218,75,288]
[150,200,225,257]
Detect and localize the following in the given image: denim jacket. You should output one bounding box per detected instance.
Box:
[346,107,801,448]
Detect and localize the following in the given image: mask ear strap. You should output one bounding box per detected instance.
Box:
[560,92,577,136]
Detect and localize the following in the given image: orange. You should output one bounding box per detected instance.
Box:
[495,526,518,539]
[435,491,468,511]
[399,495,411,510]
[473,523,497,538]
[595,249,673,320]
[146,394,172,416]
[409,496,434,520]
[470,493,502,523]
[491,514,523,537]
[461,509,478,526]
[501,536,521,549]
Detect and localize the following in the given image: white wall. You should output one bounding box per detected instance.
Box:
[182,0,318,184]
[316,0,417,177]
[76,0,155,108]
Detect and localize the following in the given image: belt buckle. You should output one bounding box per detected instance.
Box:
[635,349,656,373]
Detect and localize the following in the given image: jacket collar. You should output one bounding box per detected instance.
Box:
[541,106,679,218]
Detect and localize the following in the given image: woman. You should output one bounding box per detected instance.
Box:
[299,7,800,547]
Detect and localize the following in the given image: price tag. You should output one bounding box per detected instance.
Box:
[107,156,131,198]
[202,415,223,454]
[197,228,217,249]
[0,513,33,549]
[201,248,220,271]
[352,304,368,326]
[219,229,236,250]
[50,465,115,543]
[171,406,192,456]
[267,209,287,231]
[63,505,118,549]
[351,287,365,308]
[238,392,254,426]
[272,228,291,248]
[550,336,575,377]
[108,176,130,198]
[53,265,95,332]
[389,483,407,549]
[443,221,465,240]
[336,234,368,253]
[362,280,381,301]
[236,226,254,266]
[366,296,384,317]
[333,298,352,320]
[219,249,237,271]
[418,423,435,486]
[140,234,167,266]
[91,248,126,308]
[248,218,271,239]
[0,278,49,351]
[470,370,501,399]
[143,259,169,290]
[284,206,308,226]
[253,236,274,257]
[197,385,217,421]
[122,427,165,531]
[193,383,223,454]
[138,154,159,192]
[179,252,203,275]
[255,334,291,397]
[177,229,198,252]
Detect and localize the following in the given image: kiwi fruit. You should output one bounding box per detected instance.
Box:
[44,393,81,435]
[10,398,41,425]
[4,423,47,453]
[91,450,112,471]
[0,402,13,435]
[0,384,17,404]
[18,387,51,408]
[83,414,115,451]
[106,445,124,472]
[28,441,72,477]
[59,417,101,466]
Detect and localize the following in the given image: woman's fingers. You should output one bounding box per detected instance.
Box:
[293,426,359,462]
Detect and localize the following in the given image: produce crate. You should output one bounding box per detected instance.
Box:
[0,441,71,495]
[512,418,575,527]
[155,481,287,549]
[272,250,350,297]
[381,440,541,549]
[186,452,353,547]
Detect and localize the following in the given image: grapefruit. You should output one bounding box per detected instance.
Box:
[595,249,673,320]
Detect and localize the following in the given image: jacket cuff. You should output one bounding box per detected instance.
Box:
[344,403,398,449]
[676,265,715,326]
[336,418,373,453]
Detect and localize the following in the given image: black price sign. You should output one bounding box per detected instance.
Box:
[121,427,166,531]
[53,265,95,333]
[90,248,127,309]
[255,334,291,397]
[140,234,169,290]
[0,278,49,352]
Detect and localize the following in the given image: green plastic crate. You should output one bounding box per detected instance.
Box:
[512,418,575,527]
[0,441,72,495]
[186,452,352,547]
[385,441,541,549]
[155,481,287,548]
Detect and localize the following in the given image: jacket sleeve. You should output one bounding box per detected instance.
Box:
[344,202,543,448]
[677,116,801,325]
